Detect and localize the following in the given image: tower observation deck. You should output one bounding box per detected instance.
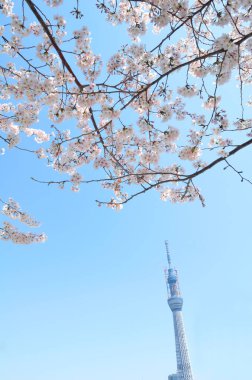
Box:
[164,242,194,380]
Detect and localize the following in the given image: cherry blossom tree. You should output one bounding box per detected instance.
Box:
[1,0,252,243]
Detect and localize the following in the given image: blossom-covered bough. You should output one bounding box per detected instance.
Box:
[1,0,252,241]
[0,197,47,244]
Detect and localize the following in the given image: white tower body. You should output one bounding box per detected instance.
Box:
[165,243,194,380]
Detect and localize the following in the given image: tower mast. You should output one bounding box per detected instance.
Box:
[165,242,194,380]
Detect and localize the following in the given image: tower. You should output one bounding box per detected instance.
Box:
[164,242,194,380]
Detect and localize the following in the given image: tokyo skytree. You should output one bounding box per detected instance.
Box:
[164,242,194,380]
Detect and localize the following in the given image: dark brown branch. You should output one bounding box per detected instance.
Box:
[25,0,84,89]
[97,138,252,205]
[32,138,252,205]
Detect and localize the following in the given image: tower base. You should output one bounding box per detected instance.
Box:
[168,373,183,380]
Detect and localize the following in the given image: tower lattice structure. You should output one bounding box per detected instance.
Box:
[165,242,194,380]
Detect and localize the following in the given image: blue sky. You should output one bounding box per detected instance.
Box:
[1,2,252,380]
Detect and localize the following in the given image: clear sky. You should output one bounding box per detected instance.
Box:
[1,2,252,380]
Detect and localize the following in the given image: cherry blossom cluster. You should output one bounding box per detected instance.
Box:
[0,198,47,244]
[0,221,47,244]
[0,0,14,16]
[74,26,102,81]
[43,0,63,7]
[2,198,40,226]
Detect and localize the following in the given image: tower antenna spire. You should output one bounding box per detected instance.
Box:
[165,240,172,269]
